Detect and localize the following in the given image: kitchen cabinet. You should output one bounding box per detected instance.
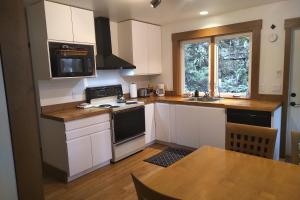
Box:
[71,7,96,44]
[118,20,162,76]
[155,103,171,142]
[44,1,73,42]
[145,103,156,144]
[175,105,226,149]
[91,130,112,166]
[32,1,95,43]
[40,114,112,181]
[227,107,282,160]
[147,24,162,74]
[67,135,93,176]
[27,1,96,79]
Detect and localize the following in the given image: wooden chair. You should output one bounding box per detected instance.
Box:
[131,174,180,200]
[226,123,277,159]
[291,131,300,165]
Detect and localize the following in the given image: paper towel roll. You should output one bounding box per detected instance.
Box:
[129,83,137,98]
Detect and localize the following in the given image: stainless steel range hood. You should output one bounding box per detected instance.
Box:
[95,17,136,70]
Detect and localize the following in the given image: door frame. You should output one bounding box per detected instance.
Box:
[0,0,44,199]
[282,17,300,157]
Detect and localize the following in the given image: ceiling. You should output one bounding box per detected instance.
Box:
[31,0,285,25]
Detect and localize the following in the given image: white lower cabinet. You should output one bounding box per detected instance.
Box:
[175,105,202,148]
[175,105,226,148]
[145,103,156,144]
[154,103,226,149]
[67,135,93,176]
[155,103,171,142]
[91,130,112,166]
[40,114,112,181]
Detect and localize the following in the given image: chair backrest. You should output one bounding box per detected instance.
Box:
[131,174,180,200]
[226,123,277,159]
[291,131,300,165]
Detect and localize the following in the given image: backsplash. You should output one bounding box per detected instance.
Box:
[38,70,150,106]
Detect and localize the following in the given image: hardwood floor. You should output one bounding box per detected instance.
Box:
[43,144,166,200]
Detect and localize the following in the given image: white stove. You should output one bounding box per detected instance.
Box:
[89,96,144,112]
[85,85,146,163]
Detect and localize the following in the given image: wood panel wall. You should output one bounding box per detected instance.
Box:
[0,0,44,199]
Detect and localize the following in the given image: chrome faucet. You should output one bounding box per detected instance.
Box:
[203,91,210,98]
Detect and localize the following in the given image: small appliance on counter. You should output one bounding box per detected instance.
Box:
[138,88,151,97]
[129,83,137,98]
[156,83,165,97]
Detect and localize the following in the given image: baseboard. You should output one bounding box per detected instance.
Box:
[67,161,110,182]
[43,162,67,183]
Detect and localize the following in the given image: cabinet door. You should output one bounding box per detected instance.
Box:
[71,7,96,44]
[132,21,148,75]
[91,130,112,166]
[197,107,226,148]
[175,105,202,148]
[44,1,73,41]
[145,104,156,144]
[155,103,170,142]
[147,24,162,74]
[67,135,93,176]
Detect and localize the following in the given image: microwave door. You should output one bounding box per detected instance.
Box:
[60,57,84,75]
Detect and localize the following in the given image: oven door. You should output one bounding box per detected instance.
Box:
[112,106,145,144]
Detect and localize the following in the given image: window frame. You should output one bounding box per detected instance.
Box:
[172,20,262,99]
[214,33,253,98]
[180,38,212,95]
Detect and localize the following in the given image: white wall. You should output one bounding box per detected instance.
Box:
[151,0,300,94]
[0,58,18,200]
[38,21,150,106]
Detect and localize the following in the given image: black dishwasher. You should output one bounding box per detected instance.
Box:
[227,109,271,127]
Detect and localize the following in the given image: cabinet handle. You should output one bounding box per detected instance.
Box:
[249,114,257,118]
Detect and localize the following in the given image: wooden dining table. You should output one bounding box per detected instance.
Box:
[144,146,300,200]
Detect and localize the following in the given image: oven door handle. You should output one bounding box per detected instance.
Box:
[114,133,145,146]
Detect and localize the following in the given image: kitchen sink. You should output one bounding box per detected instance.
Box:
[187,97,223,102]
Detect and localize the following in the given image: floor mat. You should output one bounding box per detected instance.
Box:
[144,147,194,167]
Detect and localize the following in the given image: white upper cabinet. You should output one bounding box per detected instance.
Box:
[44,1,73,42]
[37,1,95,43]
[118,20,162,76]
[131,21,148,75]
[71,7,96,44]
[147,24,162,74]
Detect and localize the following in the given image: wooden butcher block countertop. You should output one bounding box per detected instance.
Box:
[41,96,281,122]
[152,96,282,112]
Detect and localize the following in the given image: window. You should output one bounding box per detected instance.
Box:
[215,33,252,97]
[181,39,210,94]
[180,33,252,98]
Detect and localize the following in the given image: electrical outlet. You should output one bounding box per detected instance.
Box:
[72,91,76,99]
[276,70,283,79]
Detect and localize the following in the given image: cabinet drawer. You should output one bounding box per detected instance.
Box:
[65,114,110,131]
[227,109,271,127]
[66,122,110,140]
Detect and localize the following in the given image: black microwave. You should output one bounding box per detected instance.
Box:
[49,42,95,78]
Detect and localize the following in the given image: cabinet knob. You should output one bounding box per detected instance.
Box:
[290,102,296,106]
[291,93,296,97]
